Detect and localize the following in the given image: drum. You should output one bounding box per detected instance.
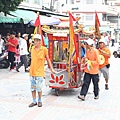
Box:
[99,55,105,65]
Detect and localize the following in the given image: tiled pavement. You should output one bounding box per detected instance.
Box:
[0,44,120,120]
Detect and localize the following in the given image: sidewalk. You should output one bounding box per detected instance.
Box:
[0,45,120,120]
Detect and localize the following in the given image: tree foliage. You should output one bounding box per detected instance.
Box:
[0,0,23,15]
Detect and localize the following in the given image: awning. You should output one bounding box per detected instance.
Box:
[0,14,22,23]
[10,9,61,25]
[10,9,38,24]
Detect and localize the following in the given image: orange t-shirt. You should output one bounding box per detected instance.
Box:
[30,46,48,77]
[84,47,100,74]
[99,47,111,69]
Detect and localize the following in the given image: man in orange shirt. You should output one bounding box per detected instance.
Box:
[29,34,55,107]
[98,39,111,90]
[78,38,100,101]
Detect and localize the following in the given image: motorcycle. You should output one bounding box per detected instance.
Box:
[27,53,31,67]
[0,52,10,69]
[117,43,120,55]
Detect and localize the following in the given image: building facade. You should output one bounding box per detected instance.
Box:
[106,0,120,40]
[20,0,120,39]
[60,0,115,27]
[54,0,119,39]
[19,0,43,11]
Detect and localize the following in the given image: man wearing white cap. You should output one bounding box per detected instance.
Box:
[98,39,111,90]
[78,38,100,101]
[29,34,56,107]
[16,34,29,72]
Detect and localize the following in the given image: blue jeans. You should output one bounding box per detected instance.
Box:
[30,76,44,92]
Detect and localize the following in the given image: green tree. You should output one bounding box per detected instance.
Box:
[0,0,23,15]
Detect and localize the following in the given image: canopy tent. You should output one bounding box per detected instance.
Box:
[30,16,61,26]
[10,9,60,25]
[0,14,22,23]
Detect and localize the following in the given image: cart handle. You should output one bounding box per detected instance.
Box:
[45,69,67,74]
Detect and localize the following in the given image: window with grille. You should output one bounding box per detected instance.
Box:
[86,0,94,4]
[85,14,94,21]
[82,16,84,21]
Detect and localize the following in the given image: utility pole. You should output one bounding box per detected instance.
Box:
[50,0,57,11]
[50,0,53,11]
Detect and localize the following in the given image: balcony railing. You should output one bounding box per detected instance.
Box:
[107,6,118,15]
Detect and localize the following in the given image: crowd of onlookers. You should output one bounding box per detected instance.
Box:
[0,32,29,72]
[95,32,115,48]
[0,31,49,72]
[0,31,116,106]
[0,31,116,72]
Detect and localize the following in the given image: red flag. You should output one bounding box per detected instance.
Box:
[34,16,40,26]
[95,12,100,27]
[34,15,45,46]
[95,12,101,39]
[69,12,79,60]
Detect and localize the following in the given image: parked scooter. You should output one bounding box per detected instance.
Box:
[117,46,120,55]
[0,52,10,69]
[27,53,31,67]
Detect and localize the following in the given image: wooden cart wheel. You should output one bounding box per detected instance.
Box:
[55,89,60,96]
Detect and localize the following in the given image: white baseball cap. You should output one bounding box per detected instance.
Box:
[22,34,28,38]
[86,38,94,46]
[34,34,41,40]
[99,39,105,44]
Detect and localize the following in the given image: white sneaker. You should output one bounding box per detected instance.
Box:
[94,95,99,99]
[78,95,85,101]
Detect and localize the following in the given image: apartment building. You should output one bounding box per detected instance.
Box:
[106,0,120,40]
[19,0,42,11]
[106,0,120,28]
[20,0,56,11]
[49,0,120,36]
[19,0,120,39]
[59,0,118,32]
[19,0,120,30]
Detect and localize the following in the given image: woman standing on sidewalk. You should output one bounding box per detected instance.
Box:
[15,45,20,66]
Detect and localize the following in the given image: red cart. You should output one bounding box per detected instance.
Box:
[43,21,94,96]
[44,32,85,96]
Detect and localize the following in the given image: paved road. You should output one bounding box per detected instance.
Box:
[0,44,120,120]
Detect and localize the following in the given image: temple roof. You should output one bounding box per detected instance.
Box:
[42,20,95,35]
